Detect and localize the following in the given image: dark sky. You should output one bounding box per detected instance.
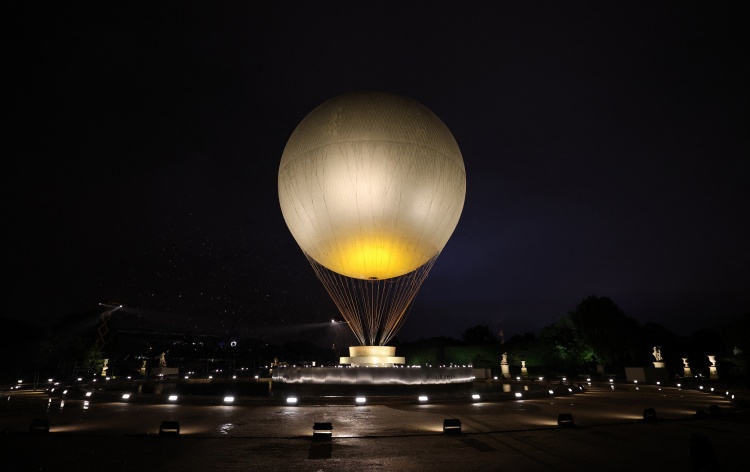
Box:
[7,2,749,342]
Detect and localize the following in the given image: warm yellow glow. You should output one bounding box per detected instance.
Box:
[323,234,432,280]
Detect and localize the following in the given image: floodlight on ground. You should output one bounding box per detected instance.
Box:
[443,418,461,434]
[159,421,180,436]
[557,413,575,428]
[168,395,178,401]
[29,418,50,434]
[634,380,638,384]
[62,390,68,395]
[355,397,367,405]
[312,422,333,440]
[286,396,298,404]
[699,386,704,390]
[568,388,572,392]
[121,393,131,400]
[515,392,523,398]
[642,408,657,421]
[586,378,591,381]
[677,383,681,387]
[77,378,82,382]
[418,395,429,403]
[516,376,521,380]
[549,390,554,395]
[609,379,614,383]
[85,392,92,397]
[223,396,235,403]
[472,394,481,401]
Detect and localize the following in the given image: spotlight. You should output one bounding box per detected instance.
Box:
[471,394,481,401]
[159,421,180,436]
[557,413,575,428]
[168,395,178,401]
[28,418,50,434]
[642,408,657,421]
[442,418,462,434]
[418,395,429,403]
[223,396,235,403]
[355,397,367,405]
[286,397,298,405]
[548,390,554,395]
[85,392,92,397]
[121,393,131,400]
[515,392,523,398]
[312,422,333,440]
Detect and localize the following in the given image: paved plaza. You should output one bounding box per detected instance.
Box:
[1,384,747,471]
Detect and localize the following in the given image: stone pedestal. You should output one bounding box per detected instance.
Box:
[653,361,666,369]
[500,364,510,379]
[340,346,405,366]
[683,367,693,378]
[708,355,719,380]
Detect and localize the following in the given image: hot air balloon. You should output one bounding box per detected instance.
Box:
[279,91,465,364]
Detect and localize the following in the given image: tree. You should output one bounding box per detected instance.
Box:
[540,316,595,369]
[568,295,639,367]
[462,325,496,344]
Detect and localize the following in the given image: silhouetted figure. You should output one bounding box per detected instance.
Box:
[689,433,719,471]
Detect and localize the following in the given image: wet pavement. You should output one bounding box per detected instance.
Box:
[1,384,747,471]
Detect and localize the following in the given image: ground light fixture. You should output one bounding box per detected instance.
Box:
[418,395,429,403]
[168,395,178,401]
[29,418,50,434]
[159,421,180,436]
[643,408,658,422]
[312,422,333,440]
[557,413,575,428]
[548,390,555,395]
[471,394,481,401]
[85,392,92,397]
[443,418,461,434]
[515,392,523,398]
[121,393,131,400]
[355,397,367,405]
[224,396,235,403]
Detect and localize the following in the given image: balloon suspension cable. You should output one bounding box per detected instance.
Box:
[305,253,438,346]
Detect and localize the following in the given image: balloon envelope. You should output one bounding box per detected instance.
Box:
[279,91,465,280]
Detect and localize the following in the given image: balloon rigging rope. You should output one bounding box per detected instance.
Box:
[305,253,438,346]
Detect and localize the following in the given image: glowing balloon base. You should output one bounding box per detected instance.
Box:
[339,346,405,367]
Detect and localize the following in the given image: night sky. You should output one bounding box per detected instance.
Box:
[7,2,749,343]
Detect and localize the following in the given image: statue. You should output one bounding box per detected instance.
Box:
[521,360,526,368]
[734,346,742,356]
[652,346,663,362]
[708,355,719,379]
[101,358,109,377]
[501,353,508,365]
[682,358,689,368]
[159,352,167,367]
